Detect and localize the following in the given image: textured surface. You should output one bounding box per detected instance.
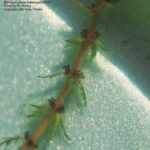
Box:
[0,0,150,150]
[50,0,150,100]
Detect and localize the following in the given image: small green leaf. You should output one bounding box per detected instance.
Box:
[90,42,97,49]
[90,48,97,61]
[60,116,71,141]
[88,42,97,61]
[38,72,65,79]
[95,40,112,53]
[78,81,86,107]
[95,40,103,48]
[65,36,84,44]
[51,114,71,141]
[27,104,49,117]
[72,0,92,13]
[0,136,24,150]
[51,113,61,137]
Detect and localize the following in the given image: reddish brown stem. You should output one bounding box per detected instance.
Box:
[19,1,103,150]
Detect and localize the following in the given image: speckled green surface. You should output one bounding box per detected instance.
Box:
[0,0,150,150]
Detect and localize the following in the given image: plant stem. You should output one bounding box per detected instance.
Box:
[19,1,102,149]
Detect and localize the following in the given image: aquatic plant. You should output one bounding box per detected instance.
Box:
[0,0,119,149]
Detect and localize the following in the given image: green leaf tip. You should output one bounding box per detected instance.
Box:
[90,48,97,62]
[72,0,92,13]
[51,114,71,141]
[86,40,113,62]
[51,113,61,137]
[27,104,49,118]
[0,136,24,150]
[60,116,71,141]
[95,40,113,53]
[65,36,84,44]
[88,42,97,62]
[38,72,65,79]
[79,81,86,107]
[95,40,107,52]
